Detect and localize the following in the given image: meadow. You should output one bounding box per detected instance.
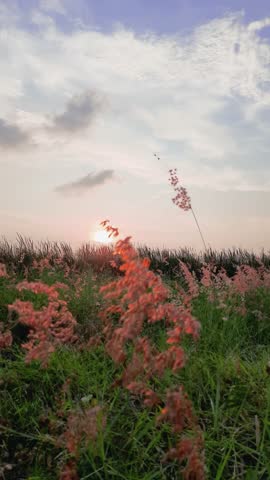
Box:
[1,226,270,480]
[1,173,270,480]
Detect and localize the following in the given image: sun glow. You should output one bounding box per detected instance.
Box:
[93,229,113,244]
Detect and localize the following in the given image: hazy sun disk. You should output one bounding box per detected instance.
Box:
[93,230,113,244]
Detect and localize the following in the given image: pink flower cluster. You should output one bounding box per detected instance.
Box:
[0,263,7,277]
[33,256,71,278]
[57,405,106,457]
[0,323,12,349]
[200,262,270,317]
[32,257,51,272]
[55,399,106,480]
[169,169,191,211]
[8,281,77,366]
[98,220,204,478]
[159,387,205,479]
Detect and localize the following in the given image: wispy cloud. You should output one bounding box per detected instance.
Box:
[248,17,270,32]
[54,169,115,195]
[50,90,104,133]
[0,118,29,149]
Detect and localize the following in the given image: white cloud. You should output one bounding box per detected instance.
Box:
[0,9,270,247]
[0,11,269,186]
[248,17,270,32]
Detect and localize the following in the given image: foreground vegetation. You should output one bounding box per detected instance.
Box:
[1,228,270,479]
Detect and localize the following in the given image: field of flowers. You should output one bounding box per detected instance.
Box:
[1,219,270,480]
[1,173,270,479]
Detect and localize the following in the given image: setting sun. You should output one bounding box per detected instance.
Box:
[93,229,113,244]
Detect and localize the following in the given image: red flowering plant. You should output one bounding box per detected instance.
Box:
[169,168,207,251]
[0,263,8,278]
[0,323,13,349]
[199,262,270,322]
[56,404,106,480]
[31,255,72,283]
[57,405,106,458]
[169,168,192,211]
[0,263,13,351]
[158,387,205,479]
[98,220,205,478]
[8,281,77,366]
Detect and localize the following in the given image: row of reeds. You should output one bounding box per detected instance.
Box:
[0,234,269,278]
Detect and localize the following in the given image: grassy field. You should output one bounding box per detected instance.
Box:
[1,234,270,479]
[1,235,270,278]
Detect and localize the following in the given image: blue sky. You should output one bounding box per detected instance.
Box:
[1,0,270,250]
[7,0,270,37]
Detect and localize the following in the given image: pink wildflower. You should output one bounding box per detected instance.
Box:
[57,406,106,457]
[0,325,12,349]
[8,282,76,366]
[0,263,7,278]
[98,220,204,475]
[169,169,191,211]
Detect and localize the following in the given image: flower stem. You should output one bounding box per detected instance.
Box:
[191,207,207,251]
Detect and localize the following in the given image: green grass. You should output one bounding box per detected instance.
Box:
[1,270,270,479]
[0,347,180,479]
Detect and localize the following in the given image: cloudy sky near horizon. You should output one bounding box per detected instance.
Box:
[1,0,270,250]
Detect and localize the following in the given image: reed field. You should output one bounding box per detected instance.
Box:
[0,168,269,480]
[1,222,270,479]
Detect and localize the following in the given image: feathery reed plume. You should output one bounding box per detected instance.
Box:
[168,168,207,250]
[99,220,205,478]
[8,281,77,366]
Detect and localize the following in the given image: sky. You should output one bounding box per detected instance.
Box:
[1,0,270,251]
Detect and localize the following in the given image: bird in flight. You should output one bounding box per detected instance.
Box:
[153,152,161,160]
